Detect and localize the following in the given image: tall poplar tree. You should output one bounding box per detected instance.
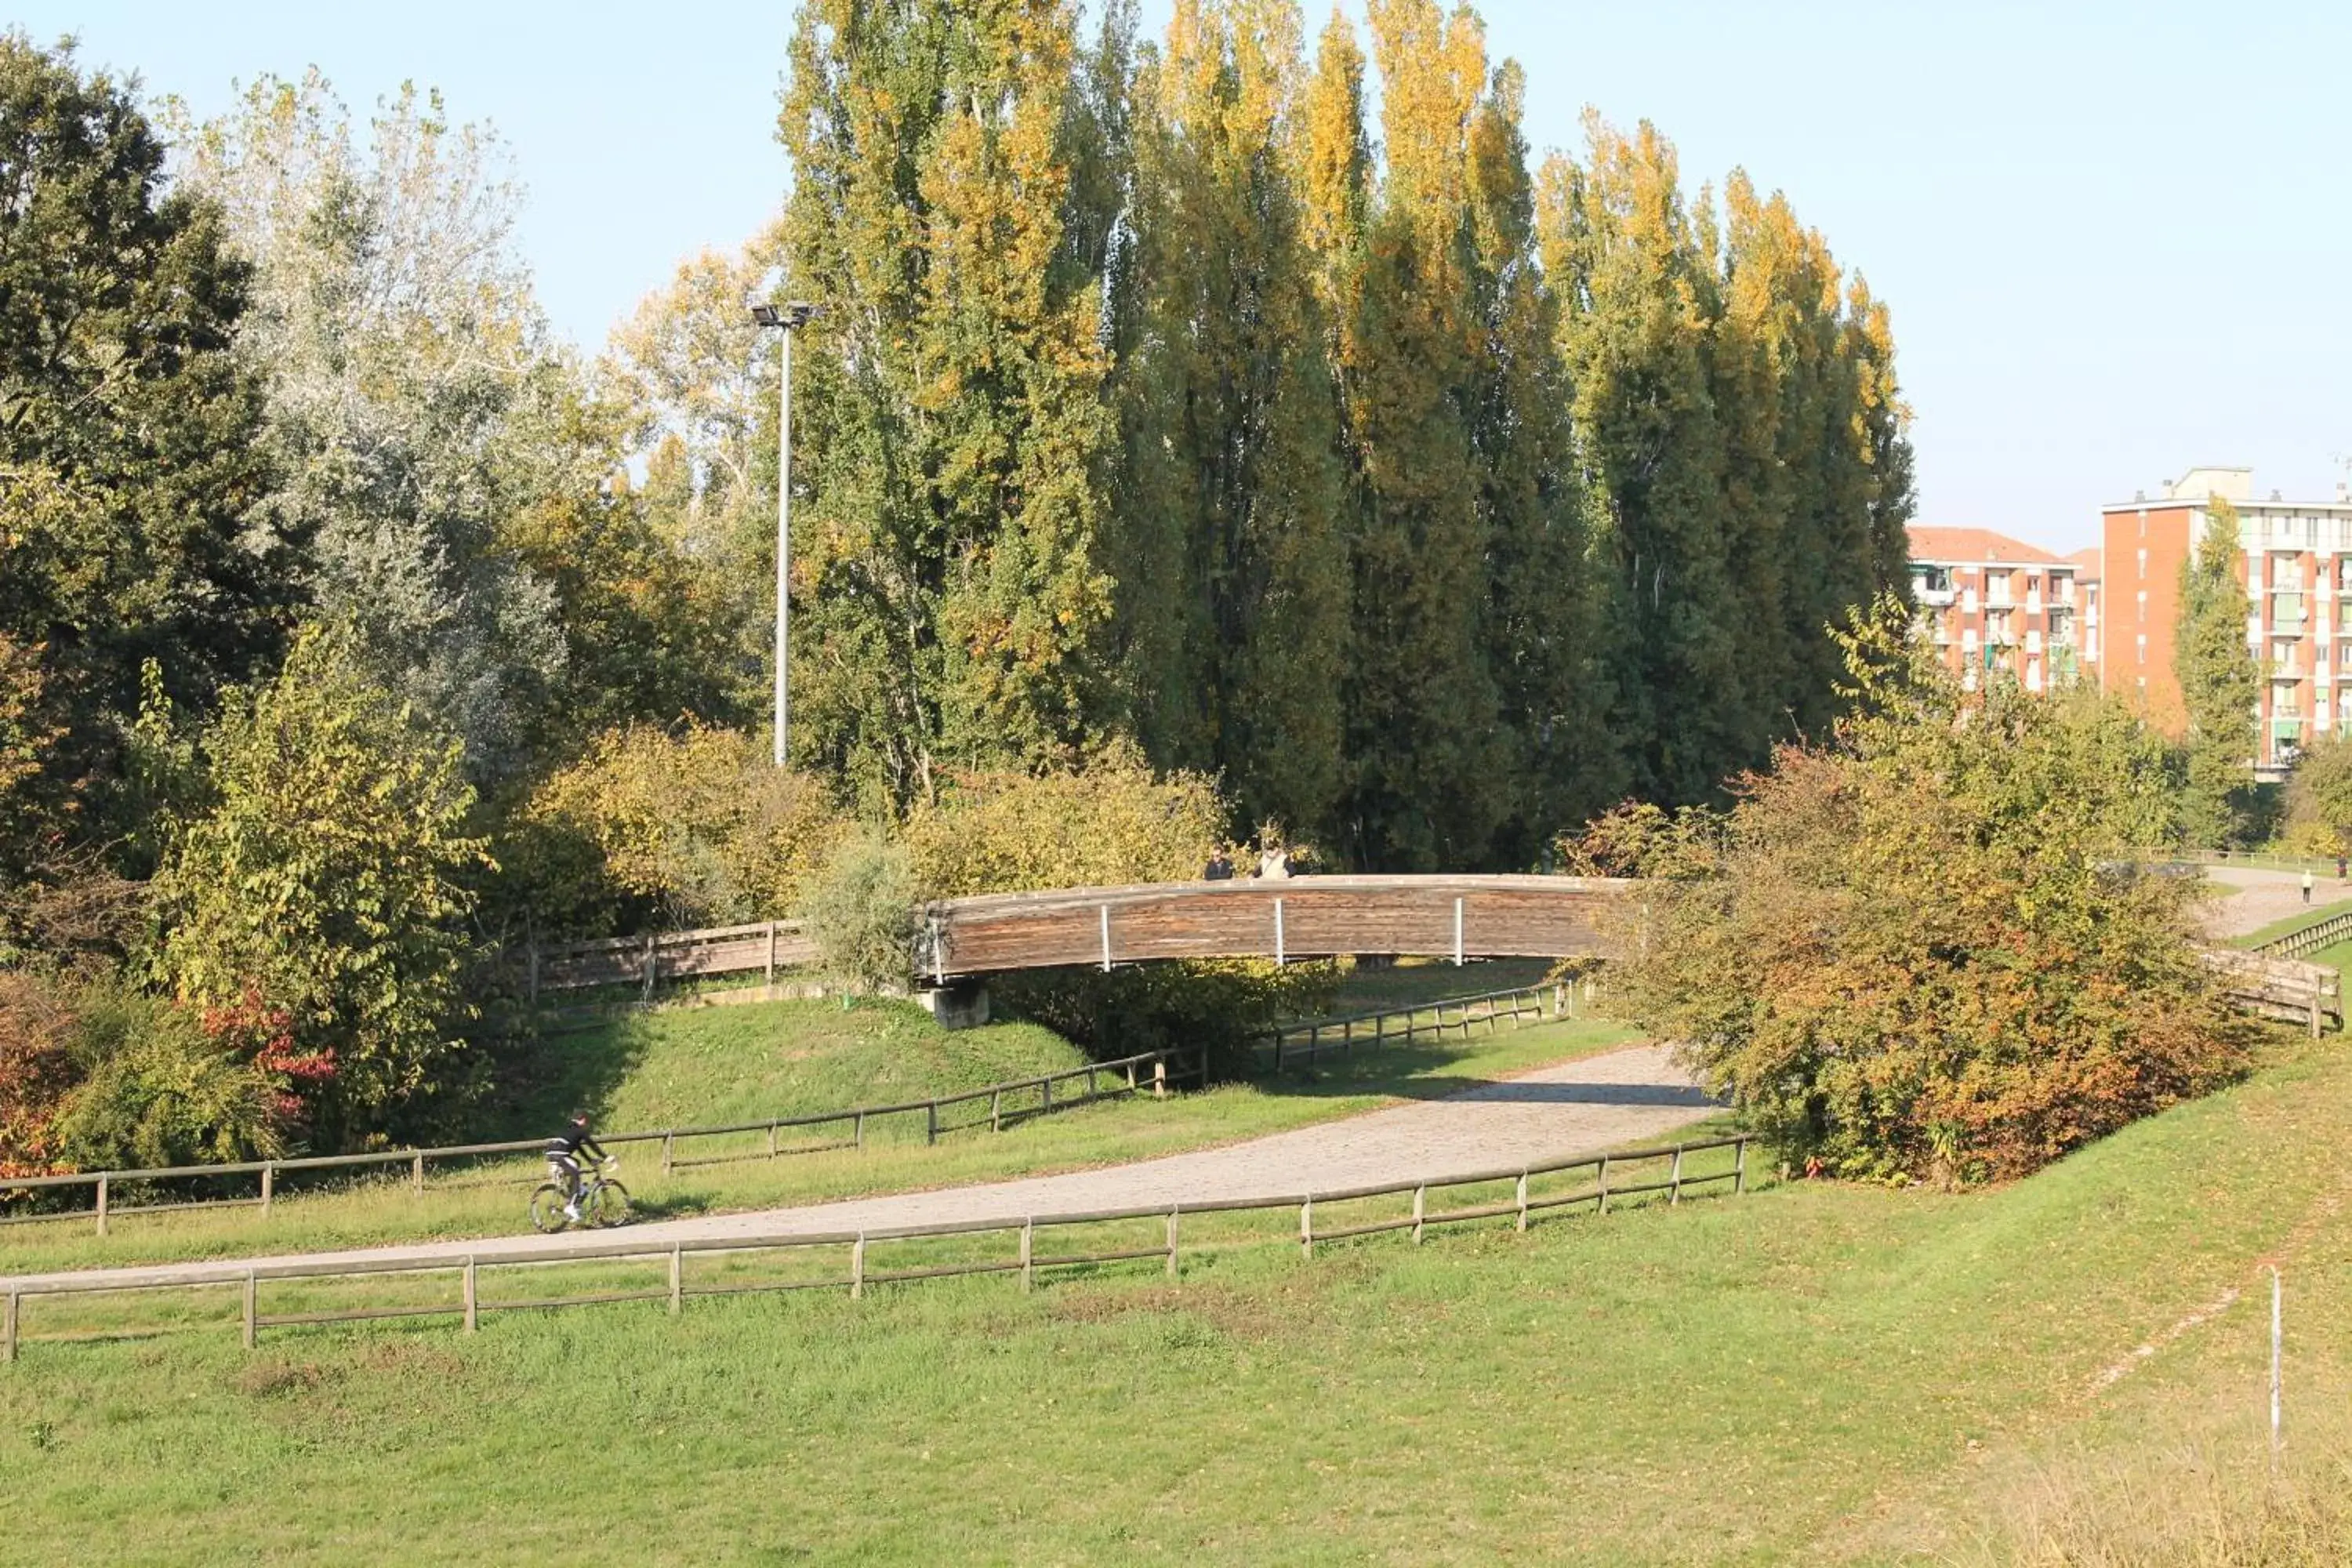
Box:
[1327,0,1510,869]
[1541,118,1741,805]
[781,1,1118,814]
[1114,0,1350,840]
[2174,496,2259,845]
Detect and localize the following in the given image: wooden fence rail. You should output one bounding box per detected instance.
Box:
[1262,984,1566,1070]
[2250,908,2352,963]
[0,1135,1752,1363]
[0,1046,1202,1234]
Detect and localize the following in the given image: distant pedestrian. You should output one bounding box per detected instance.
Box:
[2303,869,2315,906]
[1258,843,1290,880]
[2336,852,2346,882]
[1203,848,1234,881]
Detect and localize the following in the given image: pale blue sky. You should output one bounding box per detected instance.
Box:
[17,2,2350,551]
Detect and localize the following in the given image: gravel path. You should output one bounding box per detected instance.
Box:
[2199,866,2352,938]
[1,1042,1715,1294]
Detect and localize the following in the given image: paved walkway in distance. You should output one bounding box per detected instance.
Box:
[0,1043,1715,1294]
[2200,865,2352,939]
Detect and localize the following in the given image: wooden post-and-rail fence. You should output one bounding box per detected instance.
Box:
[0,1046,1203,1235]
[0,1135,1752,1364]
[1263,983,1574,1071]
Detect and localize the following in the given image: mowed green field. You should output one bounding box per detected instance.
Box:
[5,1029,2347,1563]
[0,985,1633,1277]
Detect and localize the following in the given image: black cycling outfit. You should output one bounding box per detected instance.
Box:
[546,1125,610,1196]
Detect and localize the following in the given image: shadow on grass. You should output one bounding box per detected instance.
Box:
[1250,1040,1715,1111]
[471,1011,659,1142]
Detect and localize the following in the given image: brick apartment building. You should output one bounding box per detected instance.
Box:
[1907,527,2084,693]
[2067,546,2100,673]
[2099,466,2352,779]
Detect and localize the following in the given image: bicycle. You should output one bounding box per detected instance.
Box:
[530,1156,630,1232]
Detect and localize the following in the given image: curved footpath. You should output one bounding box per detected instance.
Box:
[0,1043,1712,1294]
[2200,863,2352,939]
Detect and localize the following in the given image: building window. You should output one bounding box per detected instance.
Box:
[2136,633,2147,663]
[2137,548,2148,577]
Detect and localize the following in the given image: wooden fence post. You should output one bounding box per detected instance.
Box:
[3,1290,16,1365]
[1020,1220,1034,1292]
[991,1090,1003,1133]
[1042,1076,1053,1116]
[764,920,778,989]
[662,1134,675,1178]
[463,1256,478,1333]
[1735,1138,1748,1196]
[669,1245,683,1316]
[412,1153,424,1195]
[767,1123,779,1160]
[1412,1185,1425,1245]
[1125,1061,1137,1094]
[260,1163,274,1214]
[850,1234,866,1301]
[1670,1146,1683,1206]
[1152,1059,1166,1099]
[926,1102,938,1145]
[643,931,658,1003]
[96,1174,107,1236]
[1515,1171,1530,1232]
[1166,1207,1181,1279]
[1300,1196,1314,1260]
[1597,1155,1610,1215]
[854,1112,866,1149]
[241,1272,256,1350]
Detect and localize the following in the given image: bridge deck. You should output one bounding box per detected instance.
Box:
[920,874,1631,982]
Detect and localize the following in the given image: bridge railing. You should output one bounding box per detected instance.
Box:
[1,1134,1754,1363]
[0,1046,1201,1236]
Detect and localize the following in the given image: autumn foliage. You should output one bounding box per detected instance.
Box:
[1581,604,2259,1185]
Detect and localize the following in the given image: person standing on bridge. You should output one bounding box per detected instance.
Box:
[1203,848,1234,880]
[2304,869,2316,906]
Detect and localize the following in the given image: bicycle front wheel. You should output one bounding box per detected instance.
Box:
[588,1179,631,1228]
[528,1182,572,1233]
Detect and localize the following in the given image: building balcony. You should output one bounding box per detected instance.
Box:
[2025,630,2044,655]
[1915,586,1955,608]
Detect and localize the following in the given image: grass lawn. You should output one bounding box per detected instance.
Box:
[2226,899,2352,949]
[4,1020,2347,1562]
[0,996,1636,1277]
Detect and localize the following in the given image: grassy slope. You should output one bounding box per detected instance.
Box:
[4,1026,2346,1563]
[0,995,1635,1276]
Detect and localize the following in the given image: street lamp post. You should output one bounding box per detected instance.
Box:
[750,300,818,768]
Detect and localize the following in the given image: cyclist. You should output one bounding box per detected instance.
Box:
[546,1110,610,1223]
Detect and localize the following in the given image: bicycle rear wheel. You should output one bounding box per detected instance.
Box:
[528,1182,572,1233]
[588,1179,631,1227]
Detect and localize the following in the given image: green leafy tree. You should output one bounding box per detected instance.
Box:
[780,0,1120,814]
[2283,731,2352,856]
[1599,600,2243,1185]
[2174,496,2260,846]
[0,35,292,872]
[169,74,579,783]
[151,626,489,1145]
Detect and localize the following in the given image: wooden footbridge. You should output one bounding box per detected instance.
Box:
[915,875,1631,983]
[524,875,1635,999]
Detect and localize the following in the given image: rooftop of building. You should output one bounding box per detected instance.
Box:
[2066,545,2101,583]
[1907,526,2071,568]
[2102,465,2352,513]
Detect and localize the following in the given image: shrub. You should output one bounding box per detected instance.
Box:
[1593,601,2255,1185]
[52,982,289,1170]
[996,960,1336,1080]
[151,626,488,1146]
[0,971,78,1178]
[802,837,918,996]
[902,745,1225,898]
[514,723,846,933]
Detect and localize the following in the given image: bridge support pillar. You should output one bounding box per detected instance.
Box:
[918,981,992,1031]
